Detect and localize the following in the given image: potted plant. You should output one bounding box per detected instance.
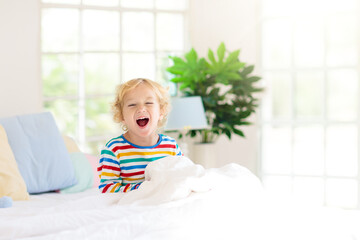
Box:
[166,42,262,145]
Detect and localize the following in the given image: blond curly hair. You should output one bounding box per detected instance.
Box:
[112,78,170,129]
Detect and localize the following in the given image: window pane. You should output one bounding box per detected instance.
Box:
[84,53,119,95]
[42,9,79,52]
[295,71,323,119]
[262,19,292,69]
[85,140,108,156]
[156,13,184,51]
[156,52,178,96]
[42,54,78,97]
[155,0,188,10]
[83,0,119,6]
[85,97,118,137]
[327,14,358,66]
[120,0,153,9]
[122,12,154,51]
[42,0,80,4]
[326,179,357,209]
[293,177,324,206]
[327,69,358,121]
[260,0,360,210]
[44,100,78,138]
[83,10,119,51]
[294,17,324,68]
[326,125,358,177]
[262,125,292,174]
[262,72,292,121]
[293,126,324,175]
[122,53,155,81]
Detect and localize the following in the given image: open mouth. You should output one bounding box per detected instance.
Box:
[136,117,149,127]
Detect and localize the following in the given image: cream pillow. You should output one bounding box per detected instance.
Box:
[63,135,81,153]
[0,125,29,200]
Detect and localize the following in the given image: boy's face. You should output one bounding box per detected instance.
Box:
[121,83,163,142]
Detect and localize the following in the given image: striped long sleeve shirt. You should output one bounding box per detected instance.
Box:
[98,134,182,193]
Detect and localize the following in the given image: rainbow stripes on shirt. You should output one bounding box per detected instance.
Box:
[98,134,182,193]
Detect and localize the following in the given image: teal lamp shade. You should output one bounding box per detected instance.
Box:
[165,96,208,131]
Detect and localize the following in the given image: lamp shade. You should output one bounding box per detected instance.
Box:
[165,96,208,131]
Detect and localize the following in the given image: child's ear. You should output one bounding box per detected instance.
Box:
[120,111,125,122]
[158,113,164,127]
[159,108,165,121]
[120,117,125,125]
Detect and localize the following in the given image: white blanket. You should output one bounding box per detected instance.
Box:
[117,156,264,205]
[0,156,359,240]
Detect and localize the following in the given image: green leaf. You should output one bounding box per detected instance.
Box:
[170,77,187,83]
[225,49,240,64]
[241,65,254,76]
[233,128,245,137]
[247,76,261,82]
[185,49,198,65]
[226,61,246,71]
[217,42,226,63]
[179,83,190,90]
[208,49,216,66]
[209,87,220,98]
[224,128,231,139]
[223,122,233,131]
[220,72,241,81]
[166,66,185,75]
[170,56,187,66]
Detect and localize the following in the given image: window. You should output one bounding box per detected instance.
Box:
[260,0,359,209]
[41,0,188,154]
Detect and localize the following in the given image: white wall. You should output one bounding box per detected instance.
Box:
[189,0,261,174]
[0,0,41,118]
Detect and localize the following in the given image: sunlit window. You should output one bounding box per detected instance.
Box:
[41,0,188,155]
[260,0,359,209]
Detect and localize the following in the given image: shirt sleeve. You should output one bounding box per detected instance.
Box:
[98,146,123,193]
[119,182,142,192]
[175,143,183,156]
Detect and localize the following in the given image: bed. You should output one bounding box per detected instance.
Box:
[1,155,360,240]
[0,113,359,239]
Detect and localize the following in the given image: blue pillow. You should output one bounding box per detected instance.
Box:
[0,112,77,193]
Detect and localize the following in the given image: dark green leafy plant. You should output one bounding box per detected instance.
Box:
[166,42,263,143]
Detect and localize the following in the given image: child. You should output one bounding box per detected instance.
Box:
[98,78,182,193]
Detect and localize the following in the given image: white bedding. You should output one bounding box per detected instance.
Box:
[0,156,359,240]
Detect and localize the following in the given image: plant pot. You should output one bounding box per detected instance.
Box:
[192,142,217,169]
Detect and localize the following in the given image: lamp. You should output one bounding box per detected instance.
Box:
[165,96,208,156]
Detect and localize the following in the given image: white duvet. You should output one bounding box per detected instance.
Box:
[0,156,359,240]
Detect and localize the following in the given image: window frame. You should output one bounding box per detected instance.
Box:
[258,0,360,209]
[40,1,189,154]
